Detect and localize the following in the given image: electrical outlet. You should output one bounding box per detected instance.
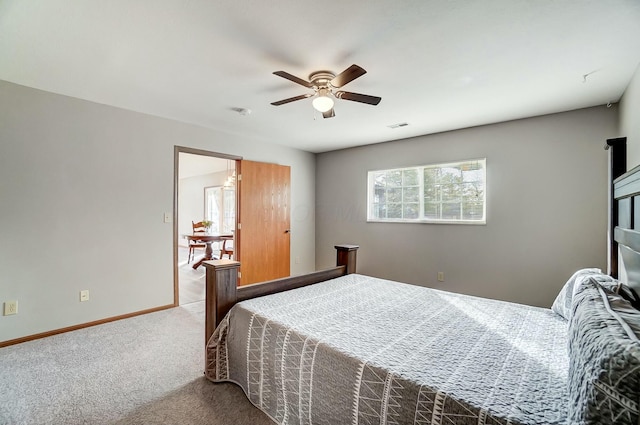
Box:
[437,272,445,282]
[80,290,90,302]
[4,300,18,316]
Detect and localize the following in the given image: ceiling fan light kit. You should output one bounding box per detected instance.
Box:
[312,88,334,112]
[271,64,381,119]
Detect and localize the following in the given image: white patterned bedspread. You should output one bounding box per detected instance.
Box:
[206,274,569,425]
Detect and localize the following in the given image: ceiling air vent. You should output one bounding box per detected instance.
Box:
[387,122,409,129]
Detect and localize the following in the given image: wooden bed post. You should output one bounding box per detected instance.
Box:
[336,244,359,274]
[606,137,627,278]
[203,259,240,346]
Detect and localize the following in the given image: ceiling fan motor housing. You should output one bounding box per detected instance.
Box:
[309,71,336,90]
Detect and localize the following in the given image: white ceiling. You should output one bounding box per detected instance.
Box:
[178,153,232,179]
[1,0,639,153]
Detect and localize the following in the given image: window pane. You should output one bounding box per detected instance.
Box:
[374,187,386,204]
[403,203,419,219]
[374,171,386,187]
[460,182,476,198]
[441,183,461,202]
[442,202,461,220]
[387,203,402,218]
[424,168,438,185]
[205,187,222,232]
[463,169,482,182]
[424,202,440,219]
[424,184,439,202]
[372,203,385,219]
[441,166,462,181]
[387,170,402,187]
[388,188,402,203]
[403,186,419,203]
[223,189,235,233]
[462,202,483,220]
[403,169,419,186]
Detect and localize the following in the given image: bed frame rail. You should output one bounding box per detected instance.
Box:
[203,244,359,344]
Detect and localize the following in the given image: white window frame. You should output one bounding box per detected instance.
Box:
[367,158,486,224]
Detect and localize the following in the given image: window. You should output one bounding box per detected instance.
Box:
[204,186,235,233]
[368,158,486,224]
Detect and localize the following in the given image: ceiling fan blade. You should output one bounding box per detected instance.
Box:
[330,64,366,88]
[273,71,313,88]
[322,108,335,119]
[270,93,313,106]
[335,91,382,105]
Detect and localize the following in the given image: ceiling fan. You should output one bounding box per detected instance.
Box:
[270,64,381,118]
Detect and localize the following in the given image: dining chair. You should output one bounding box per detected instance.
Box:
[220,236,234,259]
[188,221,208,263]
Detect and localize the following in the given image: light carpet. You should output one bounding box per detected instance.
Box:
[0,301,273,425]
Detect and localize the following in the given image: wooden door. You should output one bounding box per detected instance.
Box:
[236,160,291,285]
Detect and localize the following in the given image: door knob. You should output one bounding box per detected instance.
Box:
[284,229,291,233]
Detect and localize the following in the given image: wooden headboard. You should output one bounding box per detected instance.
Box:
[611,137,640,296]
[608,136,640,301]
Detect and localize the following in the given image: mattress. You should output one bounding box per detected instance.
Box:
[206,273,569,425]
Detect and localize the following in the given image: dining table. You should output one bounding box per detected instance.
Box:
[183,233,233,269]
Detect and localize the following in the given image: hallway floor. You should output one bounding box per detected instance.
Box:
[178,245,215,305]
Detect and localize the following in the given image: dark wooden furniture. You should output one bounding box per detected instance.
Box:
[605,136,640,296]
[607,137,627,278]
[202,244,358,344]
[188,221,208,263]
[184,232,233,270]
[219,236,234,259]
[612,160,640,297]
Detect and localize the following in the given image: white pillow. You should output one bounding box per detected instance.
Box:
[551,268,601,320]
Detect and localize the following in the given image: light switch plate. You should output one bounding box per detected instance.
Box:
[80,290,90,302]
[163,212,172,223]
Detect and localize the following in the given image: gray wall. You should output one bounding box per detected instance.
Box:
[316,106,618,308]
[621,63,640,168]
[0,80,316,343]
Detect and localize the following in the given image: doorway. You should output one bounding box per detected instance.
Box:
[174,147,240,306]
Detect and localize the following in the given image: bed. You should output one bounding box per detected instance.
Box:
[202,137,640,425]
